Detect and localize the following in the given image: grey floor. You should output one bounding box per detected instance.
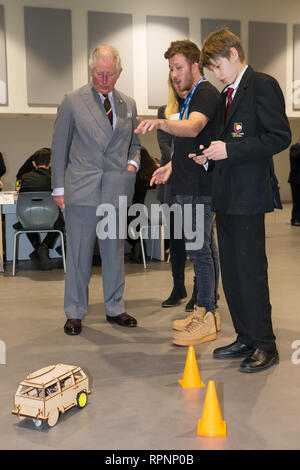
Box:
[1,203,300,450]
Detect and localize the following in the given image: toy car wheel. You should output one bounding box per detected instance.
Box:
[47,408,59,427]
[33,419,43,428]
[77,391,88,408]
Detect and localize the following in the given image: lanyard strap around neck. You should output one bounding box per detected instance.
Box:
[179,77,206,121]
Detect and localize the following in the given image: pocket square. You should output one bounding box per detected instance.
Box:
[127,111,133,118]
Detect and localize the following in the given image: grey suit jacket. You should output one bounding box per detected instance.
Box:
[51,83,141,207]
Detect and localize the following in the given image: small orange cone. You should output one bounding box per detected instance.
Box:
[197,380,226,437]
[178,346,205,389]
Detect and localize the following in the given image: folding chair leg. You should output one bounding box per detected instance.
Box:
[139,230,147,269]
[12,232,19,276]
[58,231,66,274]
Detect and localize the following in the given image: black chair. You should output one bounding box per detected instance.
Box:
[12,192,66,275]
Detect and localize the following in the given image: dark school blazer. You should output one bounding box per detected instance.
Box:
[211,66,291,215]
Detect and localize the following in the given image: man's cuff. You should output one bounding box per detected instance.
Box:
[52,187,64,196]
[127,160,139,171]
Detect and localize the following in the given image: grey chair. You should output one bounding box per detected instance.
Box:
[12,192,66,276]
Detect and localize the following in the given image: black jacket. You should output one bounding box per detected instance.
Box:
[211,66,291,214]
[19,167,51,192]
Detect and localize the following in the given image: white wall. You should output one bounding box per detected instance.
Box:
[1,0,300,200]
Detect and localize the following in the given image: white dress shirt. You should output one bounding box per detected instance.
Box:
[224,65,248,102]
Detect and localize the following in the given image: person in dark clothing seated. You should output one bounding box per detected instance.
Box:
[16,148,65,270]
[16,147,51,190]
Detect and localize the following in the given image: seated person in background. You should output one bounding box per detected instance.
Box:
[127,146,159,263]
[0,151,6,190]
[16,147,51,190]
[17,148,65,270]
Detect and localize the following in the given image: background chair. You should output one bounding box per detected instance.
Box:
[12,192,66,275]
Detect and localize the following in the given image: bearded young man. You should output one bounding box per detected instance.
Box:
[136,40,220,346]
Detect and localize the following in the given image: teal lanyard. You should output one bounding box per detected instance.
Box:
[179,77,206,120]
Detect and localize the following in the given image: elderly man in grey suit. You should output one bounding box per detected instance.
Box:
[51,45,141,335]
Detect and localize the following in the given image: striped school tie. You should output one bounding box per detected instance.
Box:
[103,95,113,127]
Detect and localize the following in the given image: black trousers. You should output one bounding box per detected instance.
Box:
[169,210,186,286]
[290,183,300,222]
[216,211,276,352]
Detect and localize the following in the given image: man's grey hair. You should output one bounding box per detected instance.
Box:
[89,45,122,72]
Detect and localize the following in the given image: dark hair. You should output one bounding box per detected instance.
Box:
[201,28,245,69]
[164,40,203,74]
[32,148,51,167]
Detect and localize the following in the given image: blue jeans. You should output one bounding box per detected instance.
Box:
[176,195,219,313]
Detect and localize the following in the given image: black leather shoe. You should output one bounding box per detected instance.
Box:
[291,220,300,226]
[239,348,279,373]
[106,312,137,327]
[64,319,82,335]
[185,295,196,312]
[213,340,254,359]
[162,286,187,308]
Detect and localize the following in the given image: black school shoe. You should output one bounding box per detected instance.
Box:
[239,348,279,373]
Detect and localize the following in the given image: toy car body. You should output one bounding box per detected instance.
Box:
[12,364,91,427]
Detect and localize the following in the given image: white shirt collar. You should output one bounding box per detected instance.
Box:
[224,65,248,94]
[99,91,114,102]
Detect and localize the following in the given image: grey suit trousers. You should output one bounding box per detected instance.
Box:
[64,205,125,319]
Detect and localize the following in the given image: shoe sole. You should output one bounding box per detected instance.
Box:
[173,323,221,332]
[64,328,81,335]
[162,302,182,308]
[162,297,187,308]
[173,333,217,346]
[106,317,137,327]
[239,356,279,373]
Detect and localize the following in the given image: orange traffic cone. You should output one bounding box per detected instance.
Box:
[197,380,226,437]
[178,346,205,389]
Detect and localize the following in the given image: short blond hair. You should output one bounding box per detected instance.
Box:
[165,75,180,119]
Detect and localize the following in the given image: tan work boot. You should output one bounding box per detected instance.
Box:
[173,311,195,331]
[173,309,217,346]
[173,308,221,332]
[214,310,221,332]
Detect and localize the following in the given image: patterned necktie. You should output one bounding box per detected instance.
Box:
[103,94,113,127]
[224,87,234,123]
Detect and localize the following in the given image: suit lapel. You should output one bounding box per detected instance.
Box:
[113,89,127,134]
[218,66,253,138]
[80,84,113,135]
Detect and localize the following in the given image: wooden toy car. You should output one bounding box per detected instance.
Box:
[12,364,91,427]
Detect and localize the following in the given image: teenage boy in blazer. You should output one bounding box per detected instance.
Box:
[192,28,291,372]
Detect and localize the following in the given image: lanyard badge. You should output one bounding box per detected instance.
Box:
[179,77,206,121]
